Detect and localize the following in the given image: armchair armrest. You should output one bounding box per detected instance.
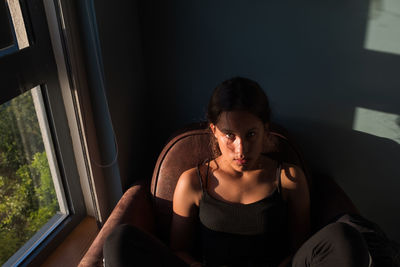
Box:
[79,180,155,267]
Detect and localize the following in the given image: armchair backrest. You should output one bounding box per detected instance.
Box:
[150,122,310,243]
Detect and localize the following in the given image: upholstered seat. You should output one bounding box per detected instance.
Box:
[79,122,358,267]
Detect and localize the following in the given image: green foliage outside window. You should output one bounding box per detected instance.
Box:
[0,91,59,265]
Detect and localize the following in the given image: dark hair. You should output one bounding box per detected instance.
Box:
[207,77,271,124]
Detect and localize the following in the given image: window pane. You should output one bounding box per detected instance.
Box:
[0,88,66,265]
[0,2,14,49]
[0,0,30,57]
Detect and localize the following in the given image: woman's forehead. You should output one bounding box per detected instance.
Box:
[216,111,263,130]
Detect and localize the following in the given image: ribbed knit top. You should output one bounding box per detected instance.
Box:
[197,160,289,266]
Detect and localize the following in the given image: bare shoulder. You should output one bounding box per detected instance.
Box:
[280,163,309,198]
[281,163,306,182]
[176,167,202,192]
[174,167,203,207]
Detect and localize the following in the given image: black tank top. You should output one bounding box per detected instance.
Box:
[197,160,289,267]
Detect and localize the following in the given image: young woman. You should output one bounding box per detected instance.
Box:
[170,77,370,266]
[104,77,380,267]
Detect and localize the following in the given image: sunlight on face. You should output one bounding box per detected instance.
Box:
[211,111,267,171]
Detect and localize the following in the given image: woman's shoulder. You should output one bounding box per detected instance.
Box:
[174,165,207,207]
[178,167,201,187]
[279,162,309,200]
[175,165,204,197]
[280,163,305,180]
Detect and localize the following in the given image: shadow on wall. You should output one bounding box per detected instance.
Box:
[283,117,400,242]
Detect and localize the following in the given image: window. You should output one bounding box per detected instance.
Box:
[0,88,69,265]
[0,0,88,265]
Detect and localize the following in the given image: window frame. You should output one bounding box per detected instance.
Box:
[0,0,97,265]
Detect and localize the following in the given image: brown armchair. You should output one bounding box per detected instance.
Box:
[79,122,358,267]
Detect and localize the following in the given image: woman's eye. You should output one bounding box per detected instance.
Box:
[225,133,235,139]
[247,131,256,138]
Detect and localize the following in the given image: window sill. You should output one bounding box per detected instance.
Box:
[42,216,99,267]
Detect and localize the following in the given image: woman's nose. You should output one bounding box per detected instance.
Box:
[234,137,245,156]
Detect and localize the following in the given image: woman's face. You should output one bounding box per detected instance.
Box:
[210,110,267,172]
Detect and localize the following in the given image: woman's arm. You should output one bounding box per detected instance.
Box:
[170,169,202,265]
[281,164,311,252]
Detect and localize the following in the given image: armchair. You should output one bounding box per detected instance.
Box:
[79,122,358,267]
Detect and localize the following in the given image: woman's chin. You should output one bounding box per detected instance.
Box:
[232,160,252,171]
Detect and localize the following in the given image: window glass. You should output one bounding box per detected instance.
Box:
[0,0,30,57]
[0,88,66,265]
[0,1,14,50]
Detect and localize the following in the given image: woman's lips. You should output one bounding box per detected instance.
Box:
[235,158,248,165]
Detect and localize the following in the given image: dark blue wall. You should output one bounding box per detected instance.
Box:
[92,0,400,241]
[138,0,400,241]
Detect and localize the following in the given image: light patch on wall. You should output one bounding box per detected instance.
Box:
[364,0,400,55]
[353,107,400,145]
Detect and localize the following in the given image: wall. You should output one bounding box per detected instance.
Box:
[138,0,400,241]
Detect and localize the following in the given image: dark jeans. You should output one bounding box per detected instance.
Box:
[103,214,398,267]
[291,221,370,267]
[103,224,187,267]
